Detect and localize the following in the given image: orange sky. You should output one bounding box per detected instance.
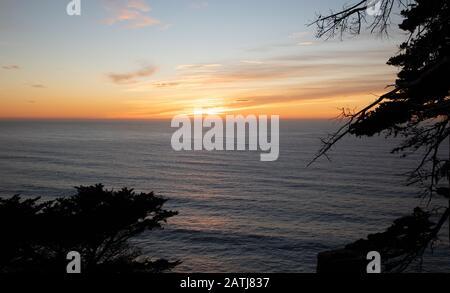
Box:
[0,0,401,120]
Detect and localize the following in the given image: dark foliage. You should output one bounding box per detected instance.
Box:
[310,0,411,39]
[311,0,450,195]
[345,207,448,272]
[317,207,448,273]
[0,184,179,273]
[311,0,450,272]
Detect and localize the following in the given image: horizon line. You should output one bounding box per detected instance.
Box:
[0,116,339,122]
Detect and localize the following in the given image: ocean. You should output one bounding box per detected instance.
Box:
[0,119,448,272]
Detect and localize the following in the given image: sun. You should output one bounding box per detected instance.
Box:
[192,107,229,116]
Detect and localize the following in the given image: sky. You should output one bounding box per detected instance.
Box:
[0,0,406,119]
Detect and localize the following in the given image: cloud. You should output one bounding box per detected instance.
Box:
[233,78,396,106]
[128,46,394,96]
[298,41,314,46]
[119,44,398,118]
[244,31,316,51]
[133,61,391,94]
[269,48,393,63]
[127,0,150,11]
[240,60,264,65]
[124,75,394,118]
[2,65,20,70]
[103,0,160,29]
[152,82,180,88]
[31,84,46,89]
[170,61,387,86]
[107,65,157,84]
[176,64,223,72]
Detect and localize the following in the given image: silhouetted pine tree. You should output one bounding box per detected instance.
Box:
[0,184,179,273]
[312,0,450,272]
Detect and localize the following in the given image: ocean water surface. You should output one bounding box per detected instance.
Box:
[0,120,448,272]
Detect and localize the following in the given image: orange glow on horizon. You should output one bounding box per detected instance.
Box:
[0,91,383,120]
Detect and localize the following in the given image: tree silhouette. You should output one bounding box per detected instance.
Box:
[310,0,410,39]
[311,0,450,272]
[0,184,179,273]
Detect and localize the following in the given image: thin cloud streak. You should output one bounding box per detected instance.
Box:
[30,84,46,89]
[122,70,395,118]
[176,64,223,71]
[139,62,391,90]
[108,65,157,84]
[103,0,160,29]
[129,46,394,95]
[2,65,20,70]
[119,45,397,118]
